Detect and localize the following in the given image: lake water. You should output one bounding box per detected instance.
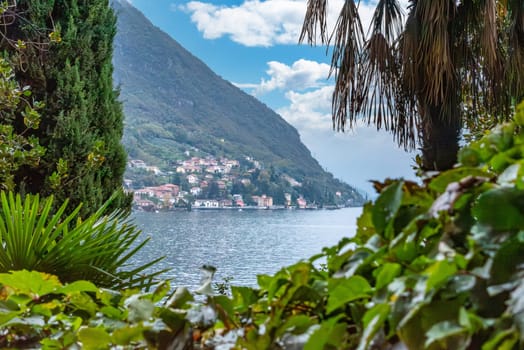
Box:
[130,207,362,290]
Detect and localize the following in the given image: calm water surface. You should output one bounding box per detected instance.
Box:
[130,208,361,290]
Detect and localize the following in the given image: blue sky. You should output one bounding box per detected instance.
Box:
[123,0,416,196]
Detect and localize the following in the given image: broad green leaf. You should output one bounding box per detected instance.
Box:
[304,317,346,350]
[58,280,98,294]
[472,188,524,231]
[0,310,20,325]
[112,325,146,345]
[231,286,258,313]
[424,321,465,348]
[425,260,457,293]
[276,315,315,338]
[70,292,98,317]
[356,202,375,243]
[372,181,403,235]
[100,306,124,319]
[78,327,112,350]
[41,338,64,350]
[357,304,390,350]
[375,263,402,290]
[213,295,235,323]
[257,274,273,290]
[32,299,63,317]
[327,276,372,313]
[490,237,524,285]
[0,270,61,297]
[429,168,491,193]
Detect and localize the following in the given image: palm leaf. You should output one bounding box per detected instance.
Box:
[0,191,166,289]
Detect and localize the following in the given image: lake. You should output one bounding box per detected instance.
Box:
[130,207,362,290]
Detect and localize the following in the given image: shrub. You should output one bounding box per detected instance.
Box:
[0,270,191,349]
[0,192,166,289]
[187,102,524,349]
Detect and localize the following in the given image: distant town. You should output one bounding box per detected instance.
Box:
[124,154,348,211]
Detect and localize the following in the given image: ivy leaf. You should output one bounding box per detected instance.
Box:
[374,263,402,290]
[357,304,390,350]
[304,317,346,350]
[429,168,490,193]
[424,321,465,348]
[0,270,61,298]
[78,327,112,350]
[276,315,315,338]
[112,325,146,345]
[425,260,457,293]
[58,280,98,294]
[473,188,524,231]
[372,181,403,236]
[327,276,372,313]
[231,286,258,313]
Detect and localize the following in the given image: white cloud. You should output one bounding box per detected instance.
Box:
[242,59,331,95]
[179,0,410,47]
[277,85,333,130]
[180,0,306,47]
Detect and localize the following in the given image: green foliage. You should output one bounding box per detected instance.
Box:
[2,0,129,217]
[0,270,192,349]
[179,102,524,349]
[0,58,44,191]
[2,102,523,349]
[0,192,166,289]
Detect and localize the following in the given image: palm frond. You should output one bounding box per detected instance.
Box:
[330,0,364,131]
[300,0,328,44]
[0,191,166,289]
[360,0,408,143]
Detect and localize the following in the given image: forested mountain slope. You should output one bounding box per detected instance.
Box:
[111,0,364,204]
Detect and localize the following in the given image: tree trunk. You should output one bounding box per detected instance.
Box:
[420,103,461,171]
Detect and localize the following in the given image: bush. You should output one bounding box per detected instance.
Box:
[186,102,524,349]
[0,270,191,349]
[0,192,166,290]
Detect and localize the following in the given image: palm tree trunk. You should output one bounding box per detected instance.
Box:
[420,103,461,171]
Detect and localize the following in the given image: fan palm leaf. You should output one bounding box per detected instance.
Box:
[0,192,167,289]
[301,0,524,170]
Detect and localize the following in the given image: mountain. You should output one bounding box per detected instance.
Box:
[111,0,364,205]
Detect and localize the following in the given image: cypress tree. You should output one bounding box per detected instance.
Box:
[2,0,129,216]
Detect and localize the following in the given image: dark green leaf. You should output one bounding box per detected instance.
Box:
[473,188,524,231]
[357,304,390,350]
[112,325,146,345]
[372,181,403,235]
[424,321,465,348]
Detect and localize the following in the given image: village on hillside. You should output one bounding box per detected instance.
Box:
[125,155,341,211]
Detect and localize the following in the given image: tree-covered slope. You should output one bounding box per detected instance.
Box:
[111,0,364,204]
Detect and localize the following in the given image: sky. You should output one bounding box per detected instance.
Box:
[122,0,416,196]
